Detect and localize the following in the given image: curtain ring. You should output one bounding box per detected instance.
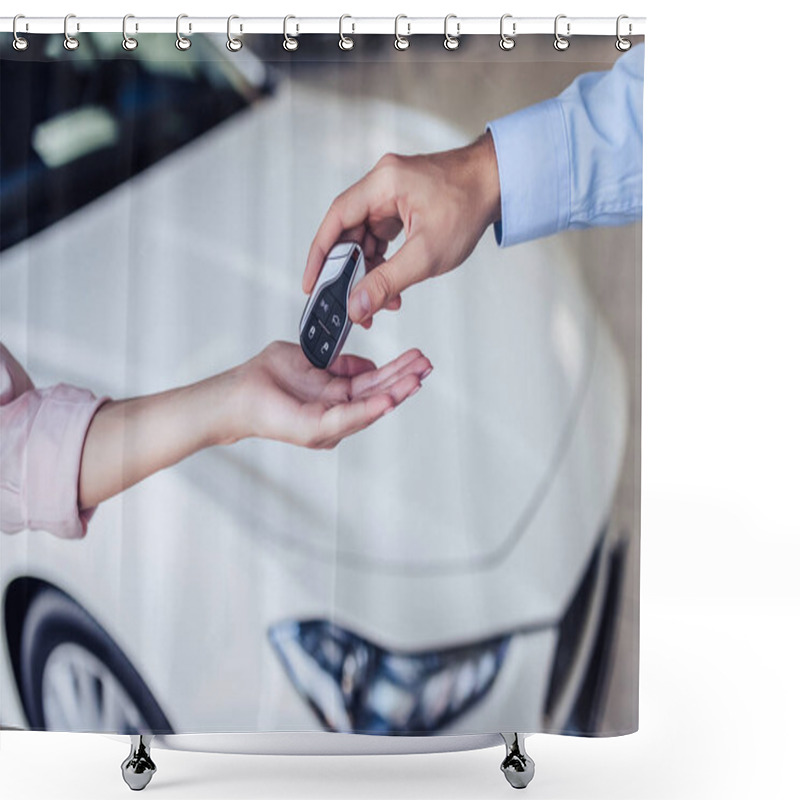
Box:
[12,14,29,52]
[175,14,191,50]
[63,13,79,51]
[122,14,138,51]
[227,15,243,51]
[283,15,298,51]
[616,14,632,51]
[394,15,410,50]
[553,14,570,51]
[339,14,354,50]
[443,14,460,51]
[499,14,515,51]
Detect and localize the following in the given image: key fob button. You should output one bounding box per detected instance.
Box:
[316,334,334,364]
[315,294,333,323]
[304,318,322,346]
[327,301,345,335]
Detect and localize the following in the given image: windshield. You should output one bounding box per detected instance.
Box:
[0,33,274,250]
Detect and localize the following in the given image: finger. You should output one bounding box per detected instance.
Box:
[363,231,380,262]
[303,176,380,294]
[385,295,402,311]
[321,352,421,405]
[360,372,423,404]
[350,348,424,395]
[324,352,430,406]
[316,394,394,445]
[356,356,431,400]
[340,225,367,251]
[319,374,427,448]
[327,353,377,378]
[382,374,423,405]
[348,236,430,323]
[370,217,404,244]
[365,253,386,271]
[356,351,430,390]
[341,224,366,240]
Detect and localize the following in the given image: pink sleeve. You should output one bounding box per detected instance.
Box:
[1,347,110,540]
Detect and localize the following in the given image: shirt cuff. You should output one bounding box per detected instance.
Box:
[25,383,109,540]
[486,97,571,247]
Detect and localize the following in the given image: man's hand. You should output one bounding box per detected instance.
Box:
[303,132,501,327]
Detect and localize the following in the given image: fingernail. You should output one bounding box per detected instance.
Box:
[421,367,433,380]
[356,290,371,321]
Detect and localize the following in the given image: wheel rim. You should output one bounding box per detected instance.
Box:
[41,642,149,733]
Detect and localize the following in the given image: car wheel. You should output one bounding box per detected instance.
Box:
[18,587,172,734]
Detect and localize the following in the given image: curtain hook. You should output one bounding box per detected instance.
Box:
[63,13,79,51]
[443,14,460,51]
[122,14,138,51]
[553,14,570,51]
[12,14,29,51]
[227,14,243,51]
[283,15,298,51]
[339,14,355,50]
[394,14,410,50]
[499,14,516,51]
[175,13,191,50]
[616,14,632,51]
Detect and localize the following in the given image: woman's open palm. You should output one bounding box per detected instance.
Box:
[239,342,432,449]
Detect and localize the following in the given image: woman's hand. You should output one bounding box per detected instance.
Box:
[302,132,501,328]
[234,342,432,449]
[79,342,431,510]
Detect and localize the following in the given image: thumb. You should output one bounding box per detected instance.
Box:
[349,237,429,324]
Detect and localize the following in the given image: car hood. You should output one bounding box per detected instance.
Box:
[0,80,623,577]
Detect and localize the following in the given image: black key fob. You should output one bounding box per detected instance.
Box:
[299,242,366,369]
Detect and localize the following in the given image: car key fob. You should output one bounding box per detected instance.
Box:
[299,242,366,369]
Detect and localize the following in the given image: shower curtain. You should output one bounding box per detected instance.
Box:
[0,26,643,741]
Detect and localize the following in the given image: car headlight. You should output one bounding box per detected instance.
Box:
[268,620,510,734]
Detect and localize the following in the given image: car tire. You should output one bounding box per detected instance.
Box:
[18,587,173,734]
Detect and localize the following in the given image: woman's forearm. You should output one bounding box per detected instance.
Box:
[76,340,432,513]
[78,367,245,510]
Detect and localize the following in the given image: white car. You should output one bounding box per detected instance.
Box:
[0,32,630,779]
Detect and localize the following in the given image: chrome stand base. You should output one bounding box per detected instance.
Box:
[500,733,535,789]
[121,735,157,791]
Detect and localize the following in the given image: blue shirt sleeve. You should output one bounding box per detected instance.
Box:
[486,42,644,247]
